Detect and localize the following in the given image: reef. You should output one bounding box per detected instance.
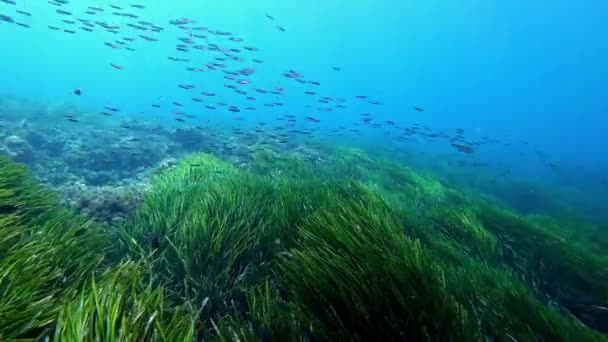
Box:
[1,149,607,340]
[0,108,323,224]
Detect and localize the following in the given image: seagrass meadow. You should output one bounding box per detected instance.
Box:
[1,147,607,342]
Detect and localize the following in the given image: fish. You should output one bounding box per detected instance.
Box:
[186,67,204,73]
[16,10,32,16]
[0,14,15,23]
[140,35,158,41]
[413,106,425,112]
[104,106,120,112]
[73,88,82,95]
[266,14,275,20]
[451,143,474,154]
[105,42,120,49]
[110,63,124,70]
[239,68,256,76]
[169,18,195,26]
[276,25,286,32]
[128,23,147,30]
[169,57,190,62]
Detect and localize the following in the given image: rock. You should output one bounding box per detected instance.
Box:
[159,157,177,168]
[57,180,151,225]
[2,135,34,164]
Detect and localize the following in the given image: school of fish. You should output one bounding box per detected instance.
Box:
[0,0,565,172]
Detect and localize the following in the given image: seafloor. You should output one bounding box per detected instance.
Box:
[1,96,607,341]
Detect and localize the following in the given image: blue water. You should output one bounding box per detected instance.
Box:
[1,1,607,219]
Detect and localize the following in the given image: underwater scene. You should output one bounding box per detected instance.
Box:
[1,0,607,340]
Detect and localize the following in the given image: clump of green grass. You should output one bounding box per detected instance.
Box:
[448,261,607,341]
[278,183,479,341]
[430,207,499,261]
[120,154,287,319]
[476,207,608,330]
[0,156,54,223]
[51,261,198,341]
[0,157,111,339]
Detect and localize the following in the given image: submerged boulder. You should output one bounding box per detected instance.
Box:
[59,180,150,225]
[1,135,35,164]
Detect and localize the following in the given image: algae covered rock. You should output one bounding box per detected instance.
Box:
[1,134,34,164]
[59,180,150,225]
